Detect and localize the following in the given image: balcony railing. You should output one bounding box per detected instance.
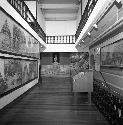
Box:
[75,0,98,41]
[7,0,46,42]
[46,35,75,44]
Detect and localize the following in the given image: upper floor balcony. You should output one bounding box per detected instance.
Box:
[46,35,75,44]
[7,0,46,42]
[75,0,98,41]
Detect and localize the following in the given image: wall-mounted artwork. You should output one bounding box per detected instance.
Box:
[29,61,38,80]
[22,60,30,83]
[0,7,40,58]
[30,39,39,58]
[0,59,7,94]
[4,59,22,91]
[0,57,38,97]
[101,39,123,67]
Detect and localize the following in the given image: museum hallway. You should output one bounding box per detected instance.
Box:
[0,76,109,125]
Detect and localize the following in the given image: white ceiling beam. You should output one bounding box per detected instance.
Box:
[43,9,78,14]
[39,4,79,9]
[45,13,77,18]
[45,17,76,21]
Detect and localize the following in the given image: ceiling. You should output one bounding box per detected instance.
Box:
[38,0,81,21]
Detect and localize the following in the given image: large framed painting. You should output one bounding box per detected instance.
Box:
[0,57,38,98]
[4,59,22,91]
[22,60,30,83]
[29,61,38,80]
[101,39,123,68]
[0,7,40,58]
[0,58,7,95]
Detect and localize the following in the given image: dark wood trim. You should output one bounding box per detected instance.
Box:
[0,49,39,60]
[81,0,82,18]
[0,55,38,61]
[36,0,38,20]
[75,0,99,41]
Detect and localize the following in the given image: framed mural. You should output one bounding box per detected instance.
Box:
[101,39,123,68]
[0,58,7,95]
[4,59,22,91]
[0,57,38,98]
[0,7,40,59]
[29,61,38,79]
[0,6,39,98]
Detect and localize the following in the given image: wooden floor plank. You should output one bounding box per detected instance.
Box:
[0,76,109,125]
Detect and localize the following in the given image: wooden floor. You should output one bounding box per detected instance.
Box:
[0,76,109,125]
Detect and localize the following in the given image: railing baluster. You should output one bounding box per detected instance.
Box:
[63,36,64,43]
[66,36,67,43]
[47,36,49,44]
[51,36,53,43]
[75,0,99,41]
[50,36,52,43]
[7,0,46,42]
[69,36,70,44]
[59,36,62,43]
[53,36,55,43]
[46,35,75,44]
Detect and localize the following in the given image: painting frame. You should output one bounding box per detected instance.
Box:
[0,56,38,98]
[0,7,40,59]
[100,38,123,69]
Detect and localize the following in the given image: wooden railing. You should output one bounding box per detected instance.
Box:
[46,35,75,44]
[7,0,46,42]
[75,0,98,41]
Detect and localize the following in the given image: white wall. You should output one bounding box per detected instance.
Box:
[46,20,76,36]
[44,44,77,52]
[0,79,38,110]
[25,1,37,18]
[76,4,81,30]
[37,3,46,33]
